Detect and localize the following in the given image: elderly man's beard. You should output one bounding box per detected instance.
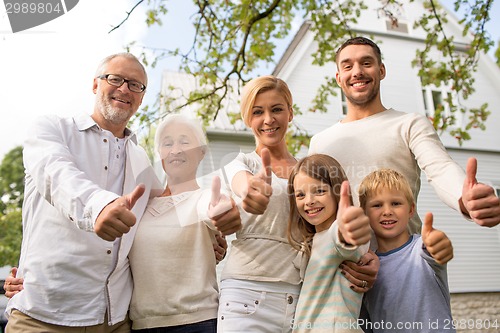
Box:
[96,93,134,125]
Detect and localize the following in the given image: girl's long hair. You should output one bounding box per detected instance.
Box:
[287,154,351,255]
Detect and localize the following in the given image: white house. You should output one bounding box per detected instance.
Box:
[271,0,500,294]
[160,0,500,322]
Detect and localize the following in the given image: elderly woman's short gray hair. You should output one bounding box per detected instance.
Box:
[154,114,208,156]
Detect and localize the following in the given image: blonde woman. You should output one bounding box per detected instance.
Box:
[219,76,377,332]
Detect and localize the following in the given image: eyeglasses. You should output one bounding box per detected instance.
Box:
[97,74,146,93]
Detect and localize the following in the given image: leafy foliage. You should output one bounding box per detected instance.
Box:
[0,145,24,214]
[496,40,500,67]
[0,146,24,266]
[113,0,496,150]
[0,208,22,266]
[412,0,494,145]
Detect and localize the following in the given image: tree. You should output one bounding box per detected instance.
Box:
[0,146,24,215]
[0,208,22,266]
[496,40,500,67]
[0,146,24,266]
[115,0,496,149]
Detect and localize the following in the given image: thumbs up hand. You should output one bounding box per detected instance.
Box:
[421,212,453,265]
[255,147,272,185]
[209,175,242,236]
[95,184,145,241]
[241,148,273,215]
[337,181,371,246]
[208,176,233,218]
[460,157,500,227]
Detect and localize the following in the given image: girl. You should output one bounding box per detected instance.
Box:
[288,154,371,332]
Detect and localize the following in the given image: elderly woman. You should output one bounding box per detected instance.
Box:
[129,114,239,333]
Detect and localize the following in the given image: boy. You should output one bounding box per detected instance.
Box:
[358,169,455,333]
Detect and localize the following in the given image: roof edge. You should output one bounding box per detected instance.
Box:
[272,21,312,76]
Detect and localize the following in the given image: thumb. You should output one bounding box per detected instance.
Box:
[10,267,18,278]
[258,148,272,185]
[422,212,434,240]
[125,184,146,209]
[338,181,351,211]
[464,157,478,189]
[210,175,222,207]
[208,176,233,218]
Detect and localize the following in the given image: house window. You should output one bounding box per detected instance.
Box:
[378,3,409,34]
[421,89,428,111]
[385,20,409,34]
[421,86,459,127]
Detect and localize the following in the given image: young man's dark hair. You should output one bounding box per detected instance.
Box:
[335,36,382,65]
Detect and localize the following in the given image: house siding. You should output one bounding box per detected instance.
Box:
[199,131,255,190]
[418,149,500,293]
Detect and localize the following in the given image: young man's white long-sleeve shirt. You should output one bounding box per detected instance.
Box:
[309,109,465,234]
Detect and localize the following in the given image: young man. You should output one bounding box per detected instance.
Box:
[4,53,240,333]
[358,169,455,332]
[309,36,500,234]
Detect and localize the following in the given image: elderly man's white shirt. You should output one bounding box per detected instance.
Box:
[6,114,160,326]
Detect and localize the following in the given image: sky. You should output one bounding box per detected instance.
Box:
[0,0,499,160]
[0,0,199,159]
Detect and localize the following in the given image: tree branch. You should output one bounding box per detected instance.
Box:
[109,0,145,34]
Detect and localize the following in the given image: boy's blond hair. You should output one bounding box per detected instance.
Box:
[358,169,415,209]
